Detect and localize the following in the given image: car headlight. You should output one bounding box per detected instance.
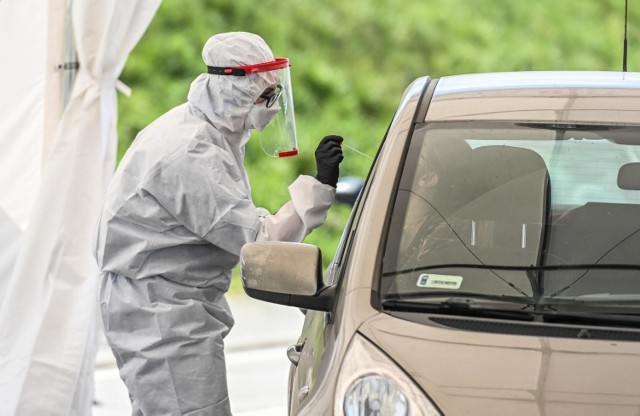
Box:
[334,334,441,416]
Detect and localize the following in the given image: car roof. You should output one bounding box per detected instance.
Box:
[434,71,640,96]
[425,71,640,124]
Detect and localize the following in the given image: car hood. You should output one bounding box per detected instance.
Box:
[358,312,640,415]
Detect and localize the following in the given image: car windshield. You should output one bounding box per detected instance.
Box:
[382,121,640,311]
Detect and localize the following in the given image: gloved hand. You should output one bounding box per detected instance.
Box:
[315,135,344,188]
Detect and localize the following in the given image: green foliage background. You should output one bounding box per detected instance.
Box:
[117,0,639,291]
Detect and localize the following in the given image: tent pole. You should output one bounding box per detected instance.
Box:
[62,0,77,109]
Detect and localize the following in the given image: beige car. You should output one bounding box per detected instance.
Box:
[240,71,640,415]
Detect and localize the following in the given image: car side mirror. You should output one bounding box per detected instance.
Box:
[240,241,335,311]
[335,176,364,206]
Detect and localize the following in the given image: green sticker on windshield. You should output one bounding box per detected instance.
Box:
[417,274,463,289]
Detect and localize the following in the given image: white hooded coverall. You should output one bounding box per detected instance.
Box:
[94,32,335,415]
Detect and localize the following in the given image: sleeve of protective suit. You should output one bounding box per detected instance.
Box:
[256,175,335,243]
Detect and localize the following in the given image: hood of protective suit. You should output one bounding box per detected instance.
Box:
[187,32,278,146]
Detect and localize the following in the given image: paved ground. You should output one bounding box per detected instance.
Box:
[92,293,306,415]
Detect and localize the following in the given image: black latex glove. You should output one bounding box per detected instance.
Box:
[315,135,344,188]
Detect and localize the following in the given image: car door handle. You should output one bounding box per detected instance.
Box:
[287,342,304,366]
[298,385,310,401]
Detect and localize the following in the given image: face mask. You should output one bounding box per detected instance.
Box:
[245,102,280,131]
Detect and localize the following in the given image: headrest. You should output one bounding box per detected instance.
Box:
[470,145,548,192]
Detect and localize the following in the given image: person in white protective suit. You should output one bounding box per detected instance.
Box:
[93,32,344,415]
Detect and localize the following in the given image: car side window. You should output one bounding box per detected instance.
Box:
[325,150,381,288]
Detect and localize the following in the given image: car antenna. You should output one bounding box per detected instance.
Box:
[623,0,629,72]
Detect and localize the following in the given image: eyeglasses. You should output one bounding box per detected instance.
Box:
[256,84,283,108]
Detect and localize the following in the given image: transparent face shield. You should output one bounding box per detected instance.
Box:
[207,58,298,157]
[254,65,298,157]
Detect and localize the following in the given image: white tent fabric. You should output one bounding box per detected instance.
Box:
[0,0,50,292]
[0,0,160,414]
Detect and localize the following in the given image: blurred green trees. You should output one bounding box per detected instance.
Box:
[117,0,638,278]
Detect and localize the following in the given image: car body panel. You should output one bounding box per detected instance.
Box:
[360,312,640,415]
[292,288,374,415]
[427,72,640,124]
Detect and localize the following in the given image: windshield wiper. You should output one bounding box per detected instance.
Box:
[382,297,536,322]
[382,296,640,329]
